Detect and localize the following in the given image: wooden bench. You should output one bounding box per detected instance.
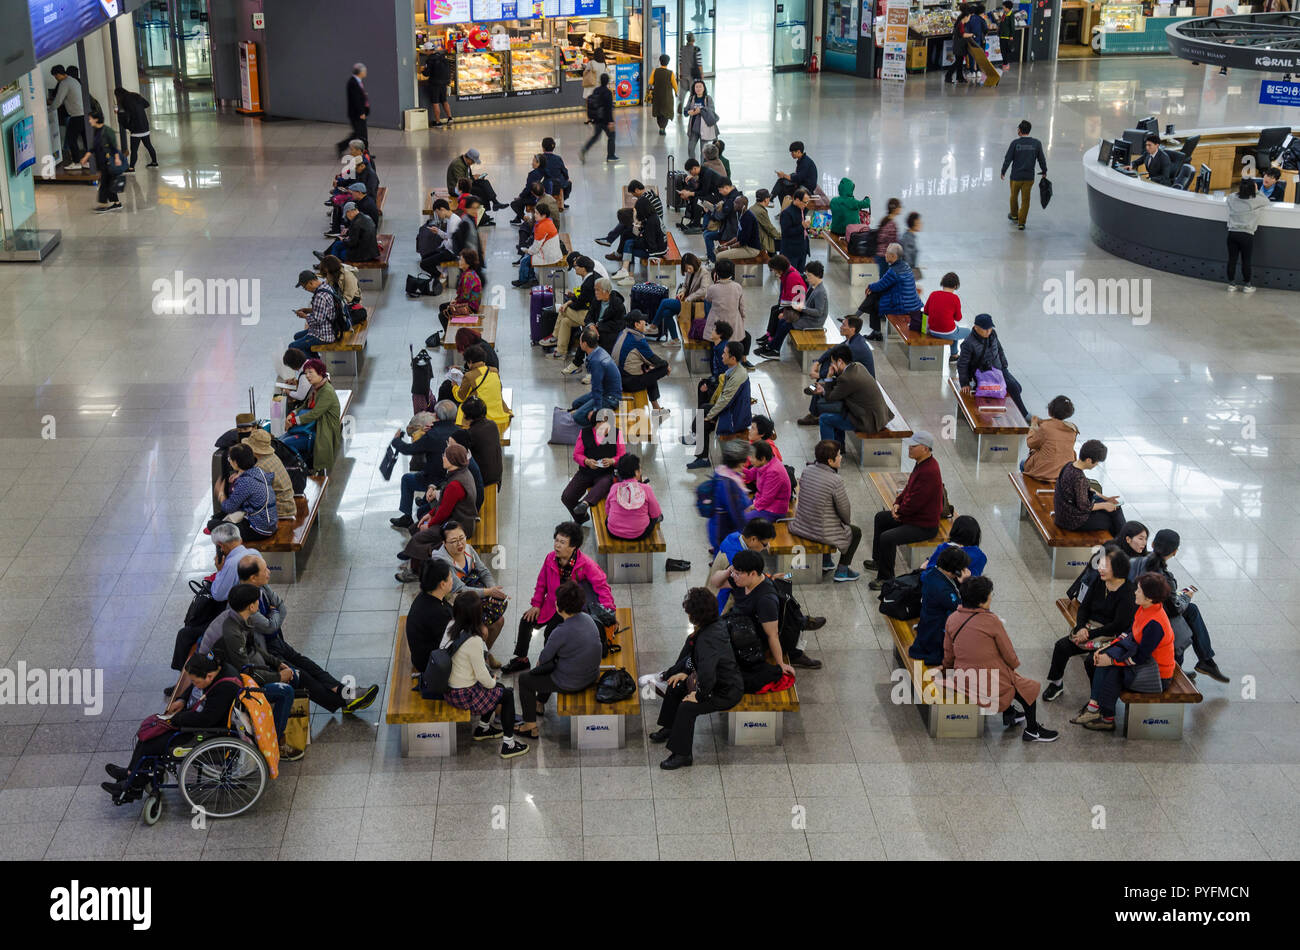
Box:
[387,617,474,756]
[1054,599,1203,739]
[1009,472,1113,579]
[869,471,949,570]
[648,231,682,284]
[499,387,512,447]
[842,388,912,470]
[238,475,327,581]
[616,388,656,446]
[824,231,875,290]
[886,615,983,738]
[883,312,950,372]
[555,607,640,749]
[312,306,373,378]
[724,651,799,746]
[351,234,394,290]
[468,483,498,551]
[676,302,713,375]
[768,509,837,585]
[789,319,845,374]
[590,499,666,584]
[948,377,1029,463]
[442,304,499,352]
[729,249,769,287]
[422,188,452,217]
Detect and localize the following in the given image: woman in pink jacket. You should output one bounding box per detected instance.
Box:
[561,409,625,524]
[942,575,1059,743]
[755,254,807,353]
[742,440,791,522]
[502,521,615,674]
[605,454,663,540]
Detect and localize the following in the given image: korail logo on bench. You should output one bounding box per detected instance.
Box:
[151,270,260,325]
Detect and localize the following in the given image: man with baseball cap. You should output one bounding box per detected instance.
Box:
[316,201,378,263]
[864,430,945,589]
[955,313,1030,418]
[289,270,338,355]
[326,181,379,238]
[447,147,506,215]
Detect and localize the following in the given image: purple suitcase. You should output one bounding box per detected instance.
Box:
[530,286,555,344]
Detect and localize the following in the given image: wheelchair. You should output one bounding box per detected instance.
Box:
[113,700,270,826]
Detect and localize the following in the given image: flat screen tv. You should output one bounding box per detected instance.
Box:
[29,0,121,61]
[10,115,36,174]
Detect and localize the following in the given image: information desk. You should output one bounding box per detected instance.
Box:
[1085,128,1300,291]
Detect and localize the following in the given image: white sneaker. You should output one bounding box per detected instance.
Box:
[63,163,81,171]
[581,373,591,385]
[610,268,630,281]
[1243,284,1257,293]
[538,335,557,346]
[1226,283,1239,292]
[561,362,581,375]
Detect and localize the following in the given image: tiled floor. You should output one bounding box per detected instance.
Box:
[2,56,1299,861]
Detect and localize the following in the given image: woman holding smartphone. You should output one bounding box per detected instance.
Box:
[1042,544,1135,704]
[560,408,624,524]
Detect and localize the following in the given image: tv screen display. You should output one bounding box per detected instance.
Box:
[11,116,36,174]
[428,0,472,24]
[29,0,121,61]
[1098,139,1113,165]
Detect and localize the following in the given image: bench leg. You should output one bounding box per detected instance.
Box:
[568,714,626,750]
[687,347,711,375]
[400,721,459,757]
[906,343,944,372]
[647,261,676,285]
[726,710,783,746]
[319,348,362,378]
[848,261,873,292]
[354,269,386,291]
[1122,702,1186,740]
[856,438,904,470]
[737,264,763,287]
[597,550,657,585]
[800,349,819,375]
[259,550,298,583]
[1049,545,1095,580]
[922,702,985,738]
[774,551,827,586]
[966,431,1023,464]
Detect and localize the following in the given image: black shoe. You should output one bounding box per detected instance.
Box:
[803,616,826,631]
[1194,658,1229,683]
[473,723,504,741]
[493,201,508,211]
[659,752,693,770]
[1007,213,1016,222]
[861,560,878,572]
[105,764,129,781]
[479,215,496,228]
[344,683,379,713]
[1003,706,1026,728]
[1022,726,1060,743]
[864,332,884,343]
[648,727,672,743]
[665,558,692,572]
[867,577,887,591]
[797,414,818,426]
[1042,682,1064,703]
[146,162,159,167]
[594,237,613,247]
[1017,224,1025,231]
[390,514,414,529]
[791,652,823,669]
[509,217,524,225]
[312,250,325,261]
[606,156,620,162]
[501,657,530,674]
[572,501,590,524]
[753,347,780,360]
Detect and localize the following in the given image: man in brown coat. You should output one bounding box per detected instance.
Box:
[814,344,893,444]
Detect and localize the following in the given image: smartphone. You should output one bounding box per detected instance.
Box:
[1181,586,1197,596]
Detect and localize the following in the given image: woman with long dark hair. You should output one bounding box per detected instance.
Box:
[440,591,530,758]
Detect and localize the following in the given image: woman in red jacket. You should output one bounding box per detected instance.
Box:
[1071,572,1176,732]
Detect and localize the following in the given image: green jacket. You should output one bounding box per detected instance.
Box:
[829,177,871,235]
[751,204,779,253]
[446,154,471,194]
[296,381,342,471]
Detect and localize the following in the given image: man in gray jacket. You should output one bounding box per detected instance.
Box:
[790,439,862,582]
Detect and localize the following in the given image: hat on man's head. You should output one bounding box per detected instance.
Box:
[973,313,994,330]
[343,201,357,213]
[295,269,318,288]
[348,182,367,194]
[906,431,935,449]
[235,413,257,428]
[445,442,469,468]
[242,428,275,456]
[465,148,481,162]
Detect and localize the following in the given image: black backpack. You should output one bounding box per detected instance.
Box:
[771,577,805,651]
[725,614,765,670]
[326,286,351,338]
[419,631,471,700]
[271,436,309,493]
[848,229,875,256]
[877,569,923,620]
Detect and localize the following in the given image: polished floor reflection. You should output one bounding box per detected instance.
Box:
[1,56,1298,861]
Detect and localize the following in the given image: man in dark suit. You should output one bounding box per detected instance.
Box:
[337,63,369,153]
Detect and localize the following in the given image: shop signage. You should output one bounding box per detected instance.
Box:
[1260,80,1300,107]
[881,0,909,82]
[507,87,558,97]
[0,92,21,120]
[457,92,506,100]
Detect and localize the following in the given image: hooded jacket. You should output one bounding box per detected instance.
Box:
[829,177,871,235]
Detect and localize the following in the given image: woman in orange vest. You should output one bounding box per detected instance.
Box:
[1071,572,1176,732]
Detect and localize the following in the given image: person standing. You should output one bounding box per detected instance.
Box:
[944,11,971,84]
[678,34,703,113]
[580,74,618,164]
[424,48,454,126]
[50,66,87,170]
[338,63,369,153]
[778,189,810,272]
[997,1,1018,72]
[649,54,677,134]
[77,112,123,213]
[1000,119,1047,230]
[682,79,718,161]
[1224,178,1270,293]
[114,88,157,170]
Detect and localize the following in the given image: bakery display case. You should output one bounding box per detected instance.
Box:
[455,49,505,98]
[509,45,560,94]
[1099,2,1142,31]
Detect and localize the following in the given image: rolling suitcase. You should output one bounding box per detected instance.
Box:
[630,282,669,317]
[665,154,687,212]
[530,286,555,344]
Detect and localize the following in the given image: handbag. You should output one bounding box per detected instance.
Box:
[974,367,1007,398]
[1122,657,1164,694]
[548,406,581,445]
[379,433,402,481]
[687,301,707,340]
[595,668,636,704]
[136,713,178,743]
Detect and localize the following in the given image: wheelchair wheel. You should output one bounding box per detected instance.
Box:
[178,737,267,819]
[141,792,163,826]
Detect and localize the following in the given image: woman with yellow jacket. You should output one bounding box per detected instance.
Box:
[454,343,512,434]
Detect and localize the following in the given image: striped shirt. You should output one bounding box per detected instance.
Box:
[306,286,337,342]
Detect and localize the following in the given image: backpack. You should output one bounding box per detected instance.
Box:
[325,286,350,339]
[695,474,718,518]
[725,614,765,670]
[771,576,805,651]
[848,228,875,257]
[877,569,923,620]
[613,479,647,511]
[271,436,309,493]
[419,631,471,700]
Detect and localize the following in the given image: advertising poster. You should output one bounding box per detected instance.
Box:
[428,0,472,24]
[881,0,909,82]
[613,61,641,104]
[12,115,37,174]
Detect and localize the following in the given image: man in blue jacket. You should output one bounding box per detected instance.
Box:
[858,242,922,341]
[570,326,622,427]
[909,546,970,666]
[540,136,571,201]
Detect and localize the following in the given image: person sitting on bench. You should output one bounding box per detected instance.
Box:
[714,194,762,262]
[718,549,809,676]
[753,254,806,355]
[396,443,480,582]
[514,580,603,738]
[1052,439,1125,537]
[209,444,277,541]
[441,591,529,758]
[613,313,671,414]
[568,326,622,427]
[563,409,623,524]
[910,546,971,666]
[956,313,1030,418]
[686,341,750,470]
[539,257,598,358]
[923,515,987,576]
[431,519,509,649]
[418,199,462,272]
[865,432,943,589]
[856,242,921,342]
[651,252,712,343]
[1042,543,1134,704]
[317,203,378,264]
[799,315,875,426]
[325,182,377,239]
[508,153,548,224]
[771,140,818,204]
[755,261,827,359]
[446,148,506,217]
[389,402,459,530]
[1022,395,1079,481]
[791,439,862,583]
[813,344,893,446]
[503,521,615,674]
[1130,528,1227,683]
[540,136,572,202]
[701,179,741,264]
[677,158,724,232]
[1070,572,1175,733]
[652,587,745,770]
[945,575,1059,742]
[407,559,456,673]
[742,440,791,523]
[605,453,663,541]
